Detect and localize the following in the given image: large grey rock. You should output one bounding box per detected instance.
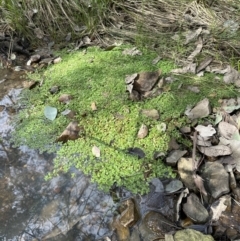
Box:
[183,193,209,223]
[178,158,197,192]
[188,98,211,120]
[201,162,230,198]
[174,229,214,241]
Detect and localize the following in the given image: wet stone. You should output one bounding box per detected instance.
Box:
[201,162,230,199]
[139,211,176,241]
[174,229,214,241]
[183,193,209,223]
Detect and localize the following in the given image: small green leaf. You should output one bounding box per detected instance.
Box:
[44,106,57,121]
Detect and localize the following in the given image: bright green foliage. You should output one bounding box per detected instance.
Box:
[12,46,239,194]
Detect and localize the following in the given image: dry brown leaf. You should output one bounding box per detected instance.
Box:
[193,174,207,196]
[56,121,81,143]
[58,94,73,104]
[187,37,203,62]
[92,145,100,157]
[185,27,202,44]
[137,124,148,139]
[196,57,213,73]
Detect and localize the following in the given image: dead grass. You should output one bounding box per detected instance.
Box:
[0,0,240,65]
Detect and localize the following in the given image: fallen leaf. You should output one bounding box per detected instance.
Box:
[53,57,62,64]
[34,28,44,39]
[122,47,142,56]
[223,65,240,84]
[185,27,202,44]
[92,145,100,157]
[91,102,97,111]
[211,195,229,221]
[156,123,167,132]
[196,57,213,73]
[44,106,57,121]
[125,73,138,85]
[137,124,148,139]
[187,37,203,62]
[152,56,161,65]
[56,121,81,142]
[195,124,216,137]
[187,86,200,93]
[215,112,223,125]
[141,109,159,120]
[59,94,73,104]
[198,145,232,157]
[193,174,207,196]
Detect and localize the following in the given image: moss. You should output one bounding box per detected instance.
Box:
[12,45,239,194]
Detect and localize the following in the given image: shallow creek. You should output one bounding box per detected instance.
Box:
[0,68,116,240]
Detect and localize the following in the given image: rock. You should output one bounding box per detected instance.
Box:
[166,150,187,166]
[183,193,209,223]
[180,126,191,133]
[141,109,160,120]
[165,179,183,193]
[58,94,73,104]
[139,211,175,241]
[218,121,238,140]
[174,229,214,241]
[137,124,148,139]
[201,162,230,198]
[187,98,211,120]
[119,198,140,227]
[178,158,197,192]
[150,178,164,193]
[133,70,161,93]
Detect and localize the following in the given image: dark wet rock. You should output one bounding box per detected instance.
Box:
[127,147,145,159]
[178,158,197,192]
[130,227,141,241]
[183,193,209,223]
[201,162,230,198]
[166,150,187,166]
[139,211,175,241]
[174,229,214,241]
[187,98,211,120]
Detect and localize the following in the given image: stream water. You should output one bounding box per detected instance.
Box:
[0,68,116,241]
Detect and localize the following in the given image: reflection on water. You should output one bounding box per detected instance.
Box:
[0,69,115,240]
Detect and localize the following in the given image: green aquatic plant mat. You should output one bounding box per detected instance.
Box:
[12,46,239,194]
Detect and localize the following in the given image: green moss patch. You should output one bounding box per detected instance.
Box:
[12,46,239,194]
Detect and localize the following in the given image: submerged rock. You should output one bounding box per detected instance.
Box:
[139,211,175,241]
[174,229,214,241]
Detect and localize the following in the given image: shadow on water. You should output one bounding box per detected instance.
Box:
[0,68,116,241]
